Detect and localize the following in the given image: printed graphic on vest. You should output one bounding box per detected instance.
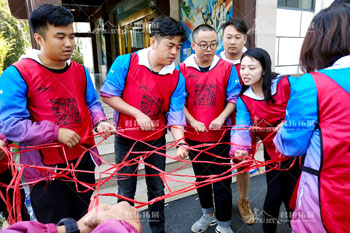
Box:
[50,97,82,126]
[194,83,217,106]
[140,94,164,117]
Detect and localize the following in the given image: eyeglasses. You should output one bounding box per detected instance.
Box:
[193,41,218,51]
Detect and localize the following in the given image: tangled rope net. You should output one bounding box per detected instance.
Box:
[0,125,297,224]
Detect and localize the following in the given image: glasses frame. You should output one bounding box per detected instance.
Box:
[193,41,218,51]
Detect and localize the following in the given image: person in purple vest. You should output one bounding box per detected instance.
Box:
[179,24,241,233]
[274,3,350,233]
[230,48,301,233]
[0,4,115,224]
[3,201,142,233]
[100,16,189,233]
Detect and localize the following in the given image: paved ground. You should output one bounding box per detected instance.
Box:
[140,174,292,233]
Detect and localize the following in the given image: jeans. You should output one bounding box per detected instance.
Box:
[115,135,166,233]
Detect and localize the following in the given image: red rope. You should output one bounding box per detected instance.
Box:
[1,125,295,224]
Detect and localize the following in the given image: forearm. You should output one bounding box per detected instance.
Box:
[217,102,235,121]
[102,96,141,118]
[184,106,196,124]
[1,118,59,145]
[170,126,186,143]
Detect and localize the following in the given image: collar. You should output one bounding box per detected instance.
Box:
[325,55,350,70]
[219,47,247,65]
[19,49,71,65]
[183,54,220,71]
[243,77,279,100]
[137,47,176,75]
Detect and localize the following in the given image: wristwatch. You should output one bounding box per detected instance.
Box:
[56,218,80,233]
[176,142,187,149]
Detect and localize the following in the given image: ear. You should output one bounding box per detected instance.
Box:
[243,34,247,45]
[191,41,195,51]
[34,33,44,47]
[150,36,157,50]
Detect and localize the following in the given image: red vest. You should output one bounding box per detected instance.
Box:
[180,59,232,142]
[13,59,95,165]
[311,72,350,233]
[241,76,290,159]
[118,53,179,141]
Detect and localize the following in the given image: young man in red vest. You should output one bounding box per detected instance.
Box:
[179,24,241,233]
[0,4,115,224]
[100,16,188,233]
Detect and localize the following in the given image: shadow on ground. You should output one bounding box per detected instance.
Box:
[140,174,292,233]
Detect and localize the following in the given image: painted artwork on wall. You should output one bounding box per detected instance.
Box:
[179,0,233,61]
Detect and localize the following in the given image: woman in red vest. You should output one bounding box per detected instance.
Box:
[230,48,301,233]
[274,3,350,233]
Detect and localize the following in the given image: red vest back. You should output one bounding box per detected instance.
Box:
[180,59,232,142]
[241,76,290,159]
[118,53,179,141]
[311,72,350,233]
[13,59,95,165]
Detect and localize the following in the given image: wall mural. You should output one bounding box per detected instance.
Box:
[179,0,233,61]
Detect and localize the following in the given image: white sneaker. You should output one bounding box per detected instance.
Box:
[191,214,216,233]
[215,225,235,233]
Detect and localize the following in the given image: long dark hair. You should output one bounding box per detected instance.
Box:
[239,48,279,104]
[300,3,350,72]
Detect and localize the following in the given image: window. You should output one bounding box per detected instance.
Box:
[278,0,315,11]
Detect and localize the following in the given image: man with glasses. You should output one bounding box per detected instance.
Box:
[178,24,241,233]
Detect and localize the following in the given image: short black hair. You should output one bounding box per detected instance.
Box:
[192,24,216,41]
[221,17,248,36]
[150,16,187,42]
[29,4,74,35]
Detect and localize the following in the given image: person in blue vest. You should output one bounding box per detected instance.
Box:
[179,24,241,233]
[218,17,255,225]
[0,4,115,224]
[274,3,350,233]
[230,48,301,233]
[100,16,189,233]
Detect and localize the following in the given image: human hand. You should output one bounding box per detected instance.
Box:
[175,145,189,160]
[209,116,225,130]
[135,111,154,131]
[58,128,81,148]
[83,202,141,233]
[0,139,6,160]
[274,121,284,132]
[96,121,117,138]
[189,119,207,132]
[234,150,249,160]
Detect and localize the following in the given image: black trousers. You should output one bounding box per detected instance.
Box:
[115,135,166,233]
[187,139,232,222]
[30,153,95,224]
[0,168,29,221]
[263,147,302,233]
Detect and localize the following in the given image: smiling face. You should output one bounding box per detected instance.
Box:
[35,23,75,66]
[151,35,182,66]
[191,30,218,66]
[240,56,264,87]
[222,25,246,59]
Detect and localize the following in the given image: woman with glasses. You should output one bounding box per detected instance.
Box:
[178,24,241,233]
